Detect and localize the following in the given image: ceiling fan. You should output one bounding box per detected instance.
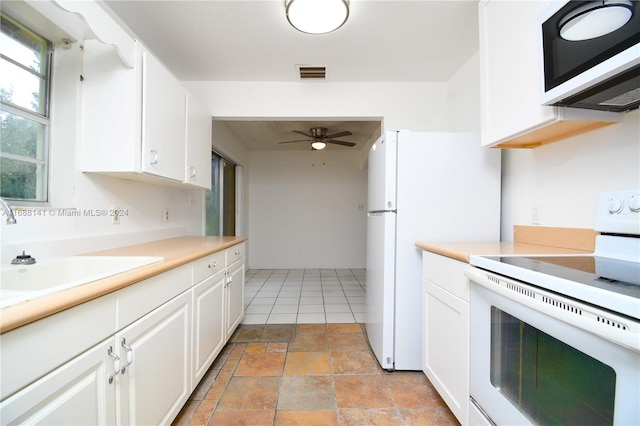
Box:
[278,127,356,150]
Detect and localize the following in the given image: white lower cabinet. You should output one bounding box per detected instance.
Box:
[0,287,192,426]
[421,251,469,425]
[225,257,245,337]
[191,243,246,385]
[115,290,192,425]
[192,270,226,385]
[0,241,247,425]
[0,337,116,425]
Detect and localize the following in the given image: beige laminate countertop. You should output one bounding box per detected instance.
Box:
[415,241,594,263]
[1,236,247,334]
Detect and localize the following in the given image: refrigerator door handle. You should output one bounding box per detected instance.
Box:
[368,210,397,216]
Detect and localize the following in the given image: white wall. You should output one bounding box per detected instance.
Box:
[441,49,640,242]
[248,149,367,269]
[0,39,205,264]
[184,80,451,268]
[0,172,203,264]
[184,81,449,132]
[446,52,481,132]
[211,120,249,167]
[501,109,640,241]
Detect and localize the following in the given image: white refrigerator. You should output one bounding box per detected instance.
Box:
[365,130,501,371]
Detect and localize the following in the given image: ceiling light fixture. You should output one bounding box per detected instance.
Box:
[559,0,634,41]
[286,0,349,34]
[311,141,327,150]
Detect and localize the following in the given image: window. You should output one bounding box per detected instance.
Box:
[0,13,52,203]
[206,152,237,236]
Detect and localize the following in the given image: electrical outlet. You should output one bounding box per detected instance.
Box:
[163,209,169,223]
[112,207,120,225]
[531,205,542,225]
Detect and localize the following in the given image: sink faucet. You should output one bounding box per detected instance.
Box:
[0,197,17,225]
[12,251,36,265]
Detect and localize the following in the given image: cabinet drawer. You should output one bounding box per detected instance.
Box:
[193,251,226,284]
[116,264,191,330]
[422,252,468,301]
[0,293,116,400]
[227,242,245,265]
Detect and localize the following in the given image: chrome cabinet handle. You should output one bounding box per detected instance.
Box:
[150,150,158,165]
[208,261,217,269]
[108,346,121,384]
[189,166,197,178]
[120,338,134,374]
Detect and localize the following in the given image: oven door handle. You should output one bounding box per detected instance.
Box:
[465,267,640,353]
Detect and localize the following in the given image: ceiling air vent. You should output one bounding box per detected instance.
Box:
[298,66,326,80]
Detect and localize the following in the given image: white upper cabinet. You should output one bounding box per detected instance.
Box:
[81,34,211,188]
[478,0,621,148]
[185,94,213,190]
[81,39,142,175]
[141,52,187,182]
[82,40,187,184]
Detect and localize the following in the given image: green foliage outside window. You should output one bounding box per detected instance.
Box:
[0,14,51,202]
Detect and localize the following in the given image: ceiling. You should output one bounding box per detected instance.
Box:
[103,1,480,150]
[216,120,382,151]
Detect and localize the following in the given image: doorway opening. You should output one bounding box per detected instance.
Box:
[206,151,237,236]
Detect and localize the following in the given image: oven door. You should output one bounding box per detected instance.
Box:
[466,267,640,426]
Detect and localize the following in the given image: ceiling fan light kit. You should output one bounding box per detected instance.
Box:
[286,0,349,34]
[278,127,356,150]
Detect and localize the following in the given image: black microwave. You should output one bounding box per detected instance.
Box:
[540,0,640,112]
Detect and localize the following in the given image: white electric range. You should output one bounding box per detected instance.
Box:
[466,189,640,426]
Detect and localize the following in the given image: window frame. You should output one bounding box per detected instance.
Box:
[0,12,53,205]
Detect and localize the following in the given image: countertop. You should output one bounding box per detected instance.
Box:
[414,241,594,263]
[416,226,598,263]
[0,236,247,334]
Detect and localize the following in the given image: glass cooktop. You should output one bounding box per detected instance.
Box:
[482,255,640,300]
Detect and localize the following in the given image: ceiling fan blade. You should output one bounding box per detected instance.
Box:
[278,139,311,144]
[325,130,352,139]
[292,130,314,138]
[326,139,356,147]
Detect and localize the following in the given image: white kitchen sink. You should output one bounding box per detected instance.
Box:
[0,256,164,308]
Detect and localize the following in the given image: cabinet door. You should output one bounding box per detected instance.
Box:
[225,259,245,338]
[82,39,141,173]
[0,338,116,425]
[141,51,186,181]
[479,0,555,147]
[423,278,469,425]
[116,291,191,426]
[185,94,212,189]
[192,271,226,384]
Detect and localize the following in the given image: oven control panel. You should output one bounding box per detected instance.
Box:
[595,189,640,235]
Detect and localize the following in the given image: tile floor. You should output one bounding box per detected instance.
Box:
[243,269,367,325]
[173,323,459,426]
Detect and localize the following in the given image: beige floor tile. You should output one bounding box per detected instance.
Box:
[274,410,338,426]
[334,375,396,408]
[217,376,280,411]
[283,351,332,375]
[234,352,286,377]
[173,323,459,426]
